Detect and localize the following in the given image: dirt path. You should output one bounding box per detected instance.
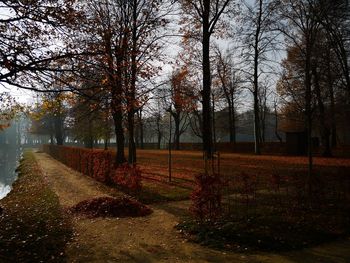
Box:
[34,151,350,263]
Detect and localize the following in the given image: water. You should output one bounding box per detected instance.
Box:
[0,145,22,200]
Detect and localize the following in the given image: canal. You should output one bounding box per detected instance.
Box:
[0,145,22,199]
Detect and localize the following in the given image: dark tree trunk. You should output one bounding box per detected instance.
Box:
[85,118,93,149]
[202,0,213,158]
[329,86,337,147]
[50,119,54,145]
[212,93,216,152]
[104,138,108,150]
[138,109,144,149]
[156,116,162,149]
[54,115,63,146]
[253,0,263,155]
[228,104,234,143]
[127,0,138,164]
[305,39,313,179]
[227,93,236,144]
[274,101,282,143]
[104,25,126,164]
[112,108,126,164]
[128,111,136,164]
[157,133,162,149]
[173,113,180,150]
[229,98,236,143]
[84,138,93,149]
[339,44,350,101]
[326,53,337,147]
[312,65,332,157]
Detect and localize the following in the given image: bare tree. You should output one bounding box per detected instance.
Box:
[179,0,235,157]
[239,0,280,154]
[214,48,242,144]
[0,0,86,92]
[277,0,323,177]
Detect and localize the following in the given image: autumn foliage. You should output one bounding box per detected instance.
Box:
[190,172,222,220]
[43,145,141,191]
[69,196,152,218]
[113,164,142,193]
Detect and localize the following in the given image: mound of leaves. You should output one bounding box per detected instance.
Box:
[69,196,153,218]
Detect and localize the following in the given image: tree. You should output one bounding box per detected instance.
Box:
[214,48,241,143]
[146,97,165,149]
[239,0,280,154]
[0,93,21,131]
[30,91,69,145]
[277,0,322,177]
[69,79,112,149]
[258,78,272,143]
[0,0,84,91]
[317,0,350,100]
[167,67,194,150]
[80,0,169,164]
[180,0,234,157]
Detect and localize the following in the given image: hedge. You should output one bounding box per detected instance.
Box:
[42,145,141,191]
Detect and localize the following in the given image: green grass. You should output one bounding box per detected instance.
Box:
[0,151,72,262]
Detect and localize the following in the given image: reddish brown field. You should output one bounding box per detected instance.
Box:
[137,149,350,181]
[134,149,350,202]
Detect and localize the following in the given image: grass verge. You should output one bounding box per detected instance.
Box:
[176,198,350,252]
[0,151,72,262]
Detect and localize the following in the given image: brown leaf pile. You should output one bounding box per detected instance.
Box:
[69,196,152,218]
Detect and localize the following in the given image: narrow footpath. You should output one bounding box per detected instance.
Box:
[34,151,350,263]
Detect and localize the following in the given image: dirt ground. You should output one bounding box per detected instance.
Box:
[34,151,350,263]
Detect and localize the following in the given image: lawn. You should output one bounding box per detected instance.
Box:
[134,149,350,251]
[135,149,350,202]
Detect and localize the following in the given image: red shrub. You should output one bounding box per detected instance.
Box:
[237,172,258,205]
[113,163,142,192]
[190,173,222,220]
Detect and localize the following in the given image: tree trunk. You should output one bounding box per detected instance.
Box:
[305,40,313,180]
[104,25,126,164]
[104,138,108,150]
[202,0,213,158]
[274,100,282,143]
[54,114,63,145]
[112,109,126,164]
[156,116,162,149]
[157,132,162,149]
[229,95,236,144]
[127,110,136,164]
[326,52,337,148]
[85,117,93,149]
[127,0,137,164]
[312,65,332,157]
[174,114,180,150]
[139,110,144,149]
[228,103,234,143]
[168,112,172,182]
[253,0,262,155]
[329,85,337,147]
[212,93,216,152]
